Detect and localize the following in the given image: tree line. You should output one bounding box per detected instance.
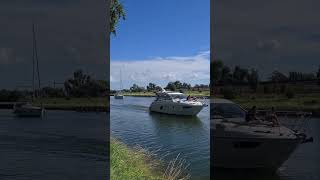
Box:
[118,81,209,93]
[211,60,320,91]
[0,70,108,102]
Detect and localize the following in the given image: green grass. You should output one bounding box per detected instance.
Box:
[110,138,189,180]
[32,97,109,109]
[215,93,320,112]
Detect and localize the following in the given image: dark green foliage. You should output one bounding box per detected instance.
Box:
[146,83,156,92]
[130,84,145,92]
[263,85,271,94]
[42,87,65,98]
[0,90,24,102]
[64,70,107,97]
[248,68,259,92]
[110,0,126,35]
[210,60,259,86]
[222,87,236,99]
[285,88,295,99]
[280,84,287,94]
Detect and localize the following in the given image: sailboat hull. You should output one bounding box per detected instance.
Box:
[114,95,124,99]
[13,103,44,117]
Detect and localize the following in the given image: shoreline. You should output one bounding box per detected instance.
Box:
[111,137,189,179]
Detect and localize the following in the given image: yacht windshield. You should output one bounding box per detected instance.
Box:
[169,94,187,100]
[211,103,246,118]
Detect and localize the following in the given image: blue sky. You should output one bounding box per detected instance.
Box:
[111,0,210,89]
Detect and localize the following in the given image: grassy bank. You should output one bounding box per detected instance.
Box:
[215,93,320,115]
[32,97,109,111]
[118,90,209,97]
[111,138,189,180]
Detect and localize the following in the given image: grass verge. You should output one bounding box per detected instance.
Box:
[110,138,189,180]
[214,93,320,114]
[31,97,109,111]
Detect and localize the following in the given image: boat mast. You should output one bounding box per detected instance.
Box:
[32,23,42,107]
[32,23,35,102]
[120,69,123,91]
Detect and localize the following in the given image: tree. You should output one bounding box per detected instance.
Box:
[165,82,176,91]
[146,83,156,92]
[248,68,259,92]
[64,70,106,97]
[182,82,191,90]
[211,60,223,83]
[220,66,232,84]
[130,84,145,92]
[110,0,126,35]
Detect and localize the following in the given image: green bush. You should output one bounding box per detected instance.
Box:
[263,85,270,94]
[285,88,295,99]
[222,87,236,99]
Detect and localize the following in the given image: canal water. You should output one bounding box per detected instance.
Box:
[0,109,108,180]
[110,96,210,180]
[213,117,320,180]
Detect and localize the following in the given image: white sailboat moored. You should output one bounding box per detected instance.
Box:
[114,69,124,99]
[13,23,45,117]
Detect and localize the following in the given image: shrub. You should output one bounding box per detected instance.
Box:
[285,88,295,99]
[222,87,236,99]
[263,85,270,94]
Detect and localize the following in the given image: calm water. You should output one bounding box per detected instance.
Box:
[111,96,210,180]
[0,109,108,180]
[213,117,320,180]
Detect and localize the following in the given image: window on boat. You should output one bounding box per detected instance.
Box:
[157,94,172,100]
[211,103,246,119]
[170,94,187,100]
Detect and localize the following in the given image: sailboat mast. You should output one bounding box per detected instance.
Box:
[32,23,35,101]
[120,69,123,91]
[32,23,42,106]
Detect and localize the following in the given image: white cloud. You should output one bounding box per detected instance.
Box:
[111,51,210,90]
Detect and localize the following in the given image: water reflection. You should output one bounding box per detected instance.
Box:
[149,112,202,126]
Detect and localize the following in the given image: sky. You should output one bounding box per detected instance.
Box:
[110,0,210,90]
[0,0,108,89]
[213,0,320,80]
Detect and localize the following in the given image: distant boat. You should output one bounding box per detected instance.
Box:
[114,69,124,99]
[13,23,44,117]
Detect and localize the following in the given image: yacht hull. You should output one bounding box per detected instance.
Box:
[149,101,203,116]
[212,135,302,170]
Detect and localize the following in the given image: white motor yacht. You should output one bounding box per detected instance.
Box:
[211,98,308,170]
[149,90,204,116]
